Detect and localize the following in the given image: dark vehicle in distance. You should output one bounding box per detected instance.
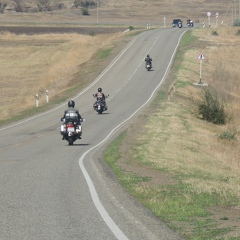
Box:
[172,19,182,27]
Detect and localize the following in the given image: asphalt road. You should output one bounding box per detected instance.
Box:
[0,27,188,240]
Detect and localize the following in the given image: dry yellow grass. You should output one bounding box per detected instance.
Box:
[184,26,240,129]
[0,0,234,26]
[144,25,240,198]
[0,31,122,119]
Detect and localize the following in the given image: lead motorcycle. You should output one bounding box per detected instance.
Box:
[93,94,108,114]
[60,117,85,145]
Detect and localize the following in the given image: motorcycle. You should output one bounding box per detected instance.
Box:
[178,21,182,28]
[187,19,194,27]
[146,63,152,71]
[93,95,108,114]
[60,117,85,145]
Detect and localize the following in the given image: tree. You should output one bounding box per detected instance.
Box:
[37,0,50,11]
[13,0,23,12]
[81,7,89,15]
[74,0,97,8]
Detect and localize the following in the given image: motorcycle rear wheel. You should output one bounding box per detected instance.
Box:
[68,137,74,145]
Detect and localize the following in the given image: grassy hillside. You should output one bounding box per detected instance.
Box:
[0,0,236,25]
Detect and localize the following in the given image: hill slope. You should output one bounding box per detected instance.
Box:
[0,0,235,25]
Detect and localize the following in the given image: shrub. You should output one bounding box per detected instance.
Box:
[236,29,240,36]
[129,26,134,31]
[81,7,89,15]
[219,131,236,140]
[58,3,65,10]
[0,2,7,13]
[233,19,240,27]
[74,0,97,8]
[89,31,96,36]
[198,88,227,125]
[212,30,218,36]
[0,2,6,13]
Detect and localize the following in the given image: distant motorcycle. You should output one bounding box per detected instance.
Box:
[146,63,152,71]
[178,21,182,28]
[60,117,85,145]
[93,95,108,114]
[187,19,194,27]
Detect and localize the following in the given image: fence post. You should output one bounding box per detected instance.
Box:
[46,90,49,103]
[36,94,39,107]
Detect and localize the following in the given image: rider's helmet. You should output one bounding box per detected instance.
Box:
[68,100,75,108]
[147,54,150,58]
[98,87,102,92]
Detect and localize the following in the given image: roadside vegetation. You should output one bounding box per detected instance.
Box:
[104,26,240,239]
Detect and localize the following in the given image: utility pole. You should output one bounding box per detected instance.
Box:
[234,0,237,20]
[97,1,98,23]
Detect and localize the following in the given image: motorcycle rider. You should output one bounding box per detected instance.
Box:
[145,54,152,68]
[93,87,107,110]
[187,19,193,27]
[61,100,82,140]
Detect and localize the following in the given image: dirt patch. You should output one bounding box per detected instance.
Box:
[0,26,127,35]
[209,206,240,238]
[119,158,178,187]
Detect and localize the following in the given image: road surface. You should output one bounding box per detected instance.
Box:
[0,27,187,240]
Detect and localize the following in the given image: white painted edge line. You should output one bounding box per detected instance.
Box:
[79,30,188,240]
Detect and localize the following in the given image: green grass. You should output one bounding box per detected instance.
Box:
[174,30,197,63]
[180,30,198,47]
[219,131,236,140]
[104,132,150,189]
[176,80,192,88]
[97,48,113,60]
[104,132,238,239]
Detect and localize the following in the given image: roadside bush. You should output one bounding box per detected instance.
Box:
[198,88,227,125]
[58,3,65,10]
[0,2,7,13]
[89,31,96,36]
[37,0,51,12]
[233,19,240,27]
[129,26,134,31]
[81,7,89,15]
[212,30,218,36]
[74,0,97,8]
[219,131,236,140]
[236,29,240,36]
